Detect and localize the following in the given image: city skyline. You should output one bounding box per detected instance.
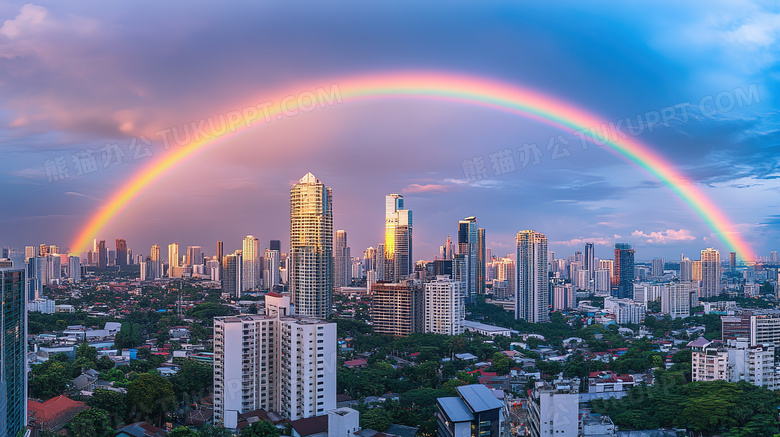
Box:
[1,2,778,260]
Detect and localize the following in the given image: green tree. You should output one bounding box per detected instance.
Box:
[29,361,72,399]
[360,408,392,432]
[197,424,233,437]
[67,408,113,437]
[239,421,280,437]
[127,373,175,427]
[86,389,128,426]
[96,356,115,372]
[168,427,199,437]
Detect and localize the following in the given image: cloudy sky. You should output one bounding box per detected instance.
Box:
[1,1,778,262]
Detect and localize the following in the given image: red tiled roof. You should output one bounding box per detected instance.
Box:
[28,396,89,431]
[290,414,328,437]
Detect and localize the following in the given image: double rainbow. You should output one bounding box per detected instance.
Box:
[69,71,753,258]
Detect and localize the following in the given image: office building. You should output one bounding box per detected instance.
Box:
[115,239,127,266]
[149,244,162,279]
[371,280,424,337]
[516,230,549,323]
[242,236,261,291]
[424,276,465,335]
[213,307,336,424]
[436,385,505,437]
[584,242,595,276]
[384,194,413,282]
[613,243,634,299]
[290,172,333,319]
[527,378,579,437]
[0,268,27,437]
[701,248,721,298]
[334,230,351,289]
[729,252,737,272]
[187,246,203,267]
[457,217,479,303]
[96,240,107,269]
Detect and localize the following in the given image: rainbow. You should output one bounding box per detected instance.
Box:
[69,71,754,258]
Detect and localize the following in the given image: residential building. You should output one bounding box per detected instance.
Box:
[424,276,465,335]
[222,252,242,297]
[527,378,579,437]
[242,236,261,291]
[701,248,721,298]
[334,230,351,289]
[371,280,424,337]
[661,282,691,319]
[690,337,777,389]
[290,172,333,319]
[516,230,549,323]
[213,308,336,424]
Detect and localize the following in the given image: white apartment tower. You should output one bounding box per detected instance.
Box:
[242,235,261,291]
[516,230,549,323]
[213,299,336,425]
[424,276,465,335]
[701,248,721,298]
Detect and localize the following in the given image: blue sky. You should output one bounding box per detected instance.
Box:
[0,0,778,261]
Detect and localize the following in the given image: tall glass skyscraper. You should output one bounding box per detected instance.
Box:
[334,230,351,289]
[457,217,478,303]
[384,194,412,283]
[290,172,333,319]
[516,230,549,323]
[0,268,26,437]
[613,243,635,299]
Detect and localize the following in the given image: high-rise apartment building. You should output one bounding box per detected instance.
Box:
[651,258,664,277]
[290,173,333,319]
[213,300,336,424]
[690,337,776,390]
[0,268,27,437]
[584,242,595,275]
[661,282,692,319]
[242,236,261,291]
[424,276,465,335]
[149,244,162,279]
[770,251,778,264]
[68,256,81,282]
[264,248,281,289]
[384,194,413,283]
[334,230,351,289]
[222,252,242,297]
[692,260,702,282]
[599,259,614,280]
[729,252,737,272]
[516,230,549,323]
[701,248,721,298]
[371,280,424,337]
[680,256,692,282]
[613,243,634,299]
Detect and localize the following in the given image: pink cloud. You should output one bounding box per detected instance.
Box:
[631,229,696,244]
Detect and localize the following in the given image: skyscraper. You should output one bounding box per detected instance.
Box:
[424,276,465,335]
[168,243,179,277]
[222,251,242,297]
[334,230,351,289]
[270,240,281,251]
[701,248,721,298]
[384,194,413,282]
[516,230,549,323]
[242,236,261,291]
[150,244,162,279]
[187,246,203,266]
[68,256,81,282]
[458,217,478,303]
[477,227,486,296]
[97,240,107,269]
[584,242,595,274]
[652,258,665,277]
[0,268,27,437]
[290,172,333,319]
[264,248,281,289]
[729,252,737,272]
[216,241,224,262]
[613,243,635,299]
[372,280,425,337]
[680,256,693,282]
[115,239,128,266]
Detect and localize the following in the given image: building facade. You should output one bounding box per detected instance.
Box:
[384,194,413,283]
[290,172,333,319]
[424,276,465,335]
[516,230,549,323]
[0,268,27,437]
[371,280,424,337]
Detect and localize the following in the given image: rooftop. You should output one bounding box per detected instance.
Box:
[456,384,504,413]
[437,397,475,422]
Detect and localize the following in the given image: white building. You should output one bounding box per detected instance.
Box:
[690,337,777,389]
[328,407,360,437]
[264,249,281,289]
[424,276,465,335]
[213,297,336,425]
[553,284,575,311]
[604,297,646,324]
[28,299,55,314]
[527,378,579,437]
[594,269,611,295]
[661,282,691,319]
[68,256,81,282]
[242,235,261,291]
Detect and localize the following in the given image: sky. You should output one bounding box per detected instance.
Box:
[0,1,778,262]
